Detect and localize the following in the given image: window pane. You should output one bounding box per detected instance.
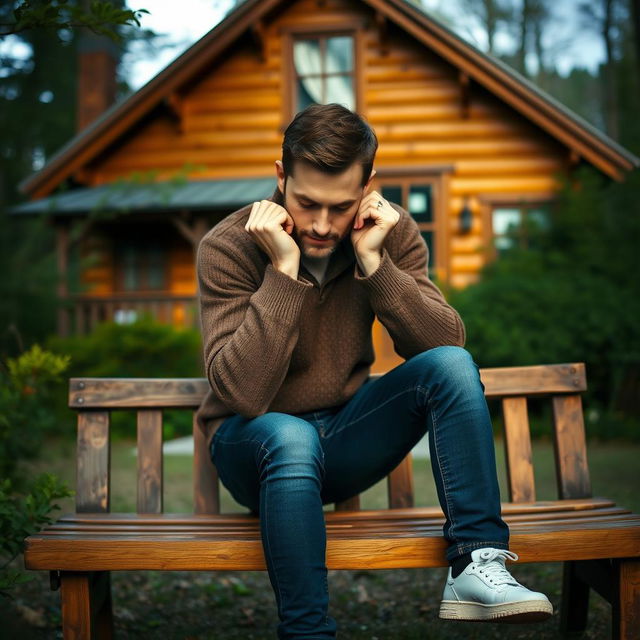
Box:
[381,185,402,205]
[297,77,317,111]
[147,245,165,290]
[122,245,138,291]
[528,208,550,230]
[326,75,354,109]
[326,36,353,73]
[492,208,521,235]
[294,39,322,75]
[420,231,434,270]
[495,236,515,254]
[409,185,432,222]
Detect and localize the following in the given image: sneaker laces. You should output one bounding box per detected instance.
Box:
[475,549,521,586]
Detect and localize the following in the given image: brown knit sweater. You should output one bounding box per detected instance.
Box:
[195,195,466,439]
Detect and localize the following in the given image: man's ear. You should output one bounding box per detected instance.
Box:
[364,168,376,193]
[275,160,286,194]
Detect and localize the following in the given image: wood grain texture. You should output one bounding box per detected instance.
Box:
[552,394,592,499]
[136,410,163,514]
[60,573,92,640]
[388,455,414,508]
[502,397,535,502]
[69,363,586,409]
[23,517,640,571]
[193,411,220,515]
[76,412,110,513]
[614,559,640,640]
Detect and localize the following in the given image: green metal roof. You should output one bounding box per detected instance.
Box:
[11,177,277,216]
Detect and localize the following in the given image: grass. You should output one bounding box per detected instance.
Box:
[5,436,640,639]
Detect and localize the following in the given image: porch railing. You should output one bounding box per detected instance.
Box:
[58,293,198,336]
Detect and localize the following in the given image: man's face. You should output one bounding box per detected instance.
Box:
[276,160,375,259]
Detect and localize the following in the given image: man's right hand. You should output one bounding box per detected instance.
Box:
[245,200,300,279]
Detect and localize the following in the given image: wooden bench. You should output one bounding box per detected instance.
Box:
[24,362,640,639]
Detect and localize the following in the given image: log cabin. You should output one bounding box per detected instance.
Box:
[12,0,639,373]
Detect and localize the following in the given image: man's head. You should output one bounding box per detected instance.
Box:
[275,104,378,259]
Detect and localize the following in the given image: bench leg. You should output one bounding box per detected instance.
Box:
[560,561,590,636]
[612,559,640,640]
[60,572,92,639]
[60,571,114,640]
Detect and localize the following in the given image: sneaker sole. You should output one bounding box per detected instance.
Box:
[439,599,553,623]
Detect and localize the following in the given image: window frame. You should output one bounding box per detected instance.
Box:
[281,20,365,125]
[373,167,452,283]
[480,193,556,260]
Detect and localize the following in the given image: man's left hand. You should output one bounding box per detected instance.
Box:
[351,191,400,275]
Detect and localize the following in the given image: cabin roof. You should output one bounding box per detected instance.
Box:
[19,0,640,200]
[10,177,276,216]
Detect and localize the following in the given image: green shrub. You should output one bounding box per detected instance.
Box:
[0,346,72,596]
[46,316,204,439]
[0,474,71,597]
[0,345,70,479]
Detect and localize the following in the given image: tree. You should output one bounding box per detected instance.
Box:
[0,0,148,42]
[457,0,512,54]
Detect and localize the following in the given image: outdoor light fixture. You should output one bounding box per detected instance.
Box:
[459,197,473,234]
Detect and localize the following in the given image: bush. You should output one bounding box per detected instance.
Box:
[0,345,70,479]
[449,167,640,440]
[0,346,72,596]
[0,474,71,597]
[46,316,204,439]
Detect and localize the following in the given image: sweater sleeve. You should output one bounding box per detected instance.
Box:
[354,210,465,359]
[197,233,312,418]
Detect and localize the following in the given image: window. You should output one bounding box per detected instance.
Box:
[115,240,167,292]
[293,34,355,112]
[380,182,436,270]
[492,206,551,255]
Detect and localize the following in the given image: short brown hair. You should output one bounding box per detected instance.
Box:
[282,103,378,187]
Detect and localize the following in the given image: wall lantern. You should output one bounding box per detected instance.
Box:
[459,197,473,234]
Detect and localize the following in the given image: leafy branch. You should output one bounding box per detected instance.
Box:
[0,1,149,42]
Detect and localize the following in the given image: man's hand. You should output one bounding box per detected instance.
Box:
[351,191,400,276]
[245,200,300,279]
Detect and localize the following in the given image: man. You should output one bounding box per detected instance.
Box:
[195,103,552,639]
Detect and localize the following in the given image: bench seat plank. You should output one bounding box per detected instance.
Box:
[25,516,640,571]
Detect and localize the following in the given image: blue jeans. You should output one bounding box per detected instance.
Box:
[209,346,509,639]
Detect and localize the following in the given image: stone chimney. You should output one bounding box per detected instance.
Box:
[77,31,119,131]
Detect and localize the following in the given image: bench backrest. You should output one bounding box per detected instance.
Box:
[68,363,589,515]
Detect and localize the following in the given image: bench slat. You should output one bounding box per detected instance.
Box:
[68,363,587,409]
[38,507,635,534]
[24,518,640,571]
[136,410,163,514]
[76,412,110,513]
[479,363,586,398]
[335,495,361,511]
[502,397,536,502]
[388,455,414,508]
[193,412,220,515]
[69,378,210,409]
[552,395,592,499]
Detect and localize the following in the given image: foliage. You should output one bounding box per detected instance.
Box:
[450,166,640,439]
[0,344,70,480]
[0,345,72,597]
[0,1,149,42]
[46,317,203,439]
[0,474,71,597]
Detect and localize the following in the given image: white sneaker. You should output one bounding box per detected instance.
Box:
[439,548,553,623]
